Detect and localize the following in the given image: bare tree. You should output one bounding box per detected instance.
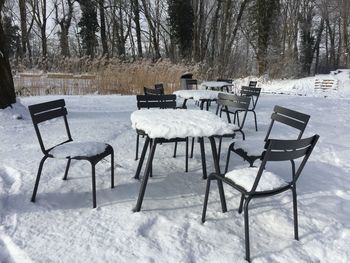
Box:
[54,0,74,57]
[0,0,16,109]
[140,0,161,59]
[338,0,350,67]
[29,0,55,68]
[99,0,109,57]
[18,0,27,58]
[131,0,142,57]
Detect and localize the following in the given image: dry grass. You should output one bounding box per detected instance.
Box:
[14,59,203,96]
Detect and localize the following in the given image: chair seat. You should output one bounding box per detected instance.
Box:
[233,139,264,156]
[225,167,287,192]
[49,141,109,159]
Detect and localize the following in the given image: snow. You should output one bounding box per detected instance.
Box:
[1,73,350,262]
[49,142,108,158]
[200,81,233,90]
[131,109,235,139]
[225,167,288,192]
[174,90,220,100]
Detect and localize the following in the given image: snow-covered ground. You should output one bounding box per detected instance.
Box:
[1,72,350,262]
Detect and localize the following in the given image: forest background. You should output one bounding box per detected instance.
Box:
[0,0,349,107]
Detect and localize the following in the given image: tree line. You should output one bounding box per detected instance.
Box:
[1,0,350,78]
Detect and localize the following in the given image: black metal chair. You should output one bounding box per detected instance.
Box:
[237,86,261,131]
[144,86,164,95]
[216,78,233,92]
[216,93,251,140]
[209,93,250,162]
[225,105,310,170]
[154,83,164,92]
[185,79,198,90]
[28,99,114,208]
[189,93,250,160]
[135,94,189,172]
[248,80,257,88]
[202,134,319,262]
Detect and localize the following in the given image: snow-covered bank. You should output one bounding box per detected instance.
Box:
[1,84,350,262]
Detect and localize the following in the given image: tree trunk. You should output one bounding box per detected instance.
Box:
[131,0,143,57]
[339,0,349,67]
[55,0,73,57]
[140,0,161,59]
[19,0,27,58]
[99,0,109,57]
[209,0,221,67]
[0,4,16,109]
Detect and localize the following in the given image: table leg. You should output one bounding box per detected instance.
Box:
[200,100,205,110]
[134,136,150,180]
[182,99,188,109]
[134,138,158,212]
[208,136,227,212]
[199,137,207,179]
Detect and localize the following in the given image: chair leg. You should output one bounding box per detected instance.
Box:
[253,111,258,131]
[185,138,188,172]
[218,137,222,163]
[31,156,48,202]
[238,194,244,214]
[134,137,150,180]
[91,163,97,208]
[243,198,252,262]
[190,137,195,158]
[149,139,153,177]
[201,177,212,223]
[134,139,158,212]
[63,158,71,180]
[236,112,241,127]
[224,144,234,173]
[199,137,207,179]
[208,137,227,212]
[239,130,246,140]
[173,141,177,158]
[111,149,115,188]
[292,187,299,240]
[135,134,140,161]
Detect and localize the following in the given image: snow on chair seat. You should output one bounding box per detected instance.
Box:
[225,167,287,192]
[49,142,109,159]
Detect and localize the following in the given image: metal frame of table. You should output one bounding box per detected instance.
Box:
[201,81,234,93]
[174,90,221,111]
[133,135,228,213]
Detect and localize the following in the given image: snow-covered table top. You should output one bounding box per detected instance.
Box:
[173,90,220,100]
[200,81,233,89]
[131,109,235,139]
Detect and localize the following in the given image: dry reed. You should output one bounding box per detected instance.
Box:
[14,59,204,96]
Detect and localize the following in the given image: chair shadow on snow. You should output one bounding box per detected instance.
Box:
[11,159,211,212]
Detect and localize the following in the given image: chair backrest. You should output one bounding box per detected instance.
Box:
[248,81,257,88]
[185,79,198,90]
[216,93,251,128]
[240,86,261,110]
[28,99,72,154]
[217,78,233,92]
[250,135,319,193]
[264,105,310,142]
[154,83,164,91]
[136,94,177,109]
[144,86,164,95]
[217,78,233,84]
